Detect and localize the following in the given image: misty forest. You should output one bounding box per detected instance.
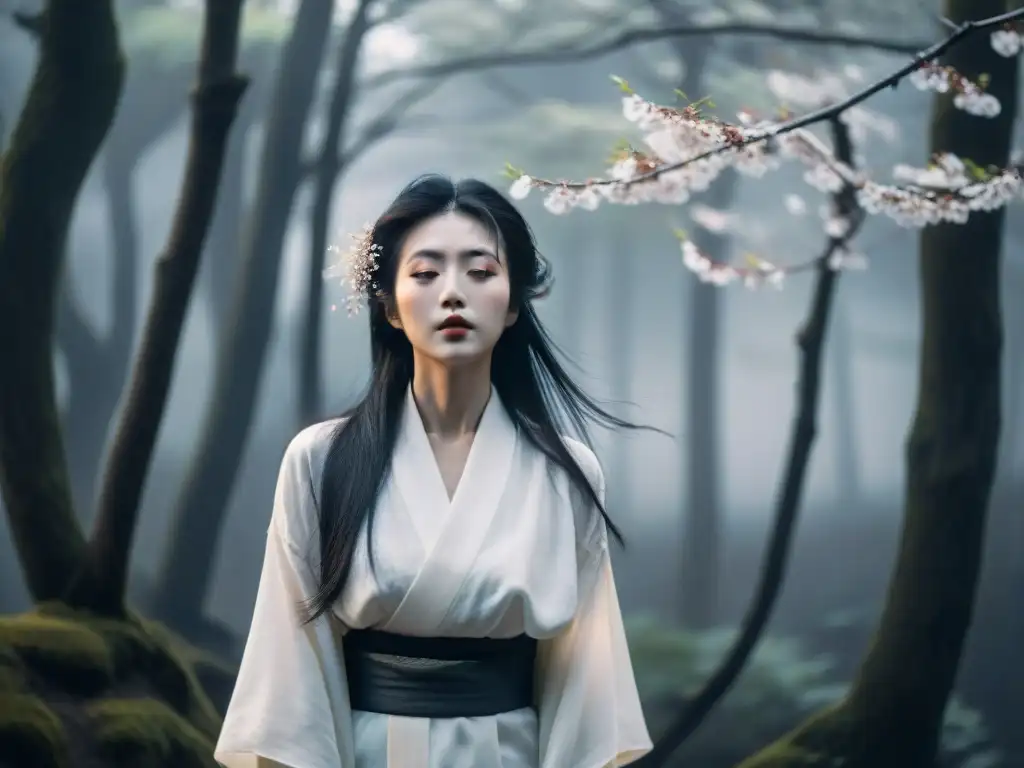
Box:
[1,0,1022,765]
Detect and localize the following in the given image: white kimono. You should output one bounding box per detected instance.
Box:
[214,385,652,768]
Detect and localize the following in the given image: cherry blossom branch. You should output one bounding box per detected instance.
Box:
[507,19,1024,263]
[509,7,1024,196]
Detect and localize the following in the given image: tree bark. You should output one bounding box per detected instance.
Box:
[65,0,249,617]
[152,0,342,625]
[840,0,1015,758]
[0,0,125,602]
[739,2,1017,765]
[297,0,377,426]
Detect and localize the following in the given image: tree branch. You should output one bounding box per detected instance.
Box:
[587,7,1024,190]
[340,78,446,165]
[68,0,249,615]
[636,117,863,766]
[297,0,388,425]
[362,22,931,90]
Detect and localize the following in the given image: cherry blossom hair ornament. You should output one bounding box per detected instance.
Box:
[323,222,383,316]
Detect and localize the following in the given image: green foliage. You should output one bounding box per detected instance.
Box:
[625,618,1003,768]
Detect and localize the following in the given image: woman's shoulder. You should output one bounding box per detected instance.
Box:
[272,417,349,548]
[285,417,348,463]
[275,417,351,499]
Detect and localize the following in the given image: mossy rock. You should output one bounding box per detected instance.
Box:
[0,613,114,696]
[0,603,224,767]
[89,698,217,768]
[0,694,67,768]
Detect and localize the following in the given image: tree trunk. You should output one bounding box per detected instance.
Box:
[151,0,342,625]
[0,0,124,602]
[201,77,268,334]
[58,63,193,517]
[59,149,139,517]
[65,0,249,617]
[298,0,377,427]
[739,1,1017,764]
[828,296,862,506]
[842,2,1015,756]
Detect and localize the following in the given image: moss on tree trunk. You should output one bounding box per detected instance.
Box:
[738,1,1018,766]
[0,1,125,602]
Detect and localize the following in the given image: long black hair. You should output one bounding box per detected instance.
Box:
[306,174,651,622]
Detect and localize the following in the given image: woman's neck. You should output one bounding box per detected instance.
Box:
[410,356,492,438]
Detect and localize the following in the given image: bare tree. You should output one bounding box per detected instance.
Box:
[66,3,250,615]
[55,33,279,517]
[152,0,346,628]
[0,0,125,602]
[57,63,191,516]
[0,0,248,621]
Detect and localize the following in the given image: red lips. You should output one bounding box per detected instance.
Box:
[438,314,473,330]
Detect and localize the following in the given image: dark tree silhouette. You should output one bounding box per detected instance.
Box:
[1,0,247,760]
[0,0,125,603]
[65,3,250,616]
[152,0,345,630]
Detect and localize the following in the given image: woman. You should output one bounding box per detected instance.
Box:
[214,175,653,768]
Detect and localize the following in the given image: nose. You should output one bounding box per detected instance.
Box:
[439,271,466,309]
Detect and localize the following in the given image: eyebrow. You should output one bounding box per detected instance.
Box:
[408,247,499,261]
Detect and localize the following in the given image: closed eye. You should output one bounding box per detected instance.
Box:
[412,271,438,280]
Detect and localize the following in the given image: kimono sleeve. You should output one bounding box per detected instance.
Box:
[535,445,653,768]
[214,428,355,768]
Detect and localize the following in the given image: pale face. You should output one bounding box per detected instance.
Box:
[389,211,519,367]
